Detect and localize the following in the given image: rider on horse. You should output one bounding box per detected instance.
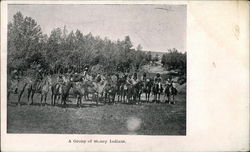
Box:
[154,73,162,85]
[10,69,19,93]
[166,78,173,87]
[95,72,106,85]
[34,68,44,90]
[57,75,65,84]
[126,74,133,85]
[131,73,139,85]
[141,72,147,82]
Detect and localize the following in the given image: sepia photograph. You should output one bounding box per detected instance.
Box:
[7,4,186,135]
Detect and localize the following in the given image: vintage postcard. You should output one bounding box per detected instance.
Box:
[1,0,249,152]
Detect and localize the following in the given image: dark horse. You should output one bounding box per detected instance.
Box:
[60,81,74,106]
[104,82,117,103]
[152,82,164,102]
[164,84,178,104]
[127,81,144,104]
[117,75,128,103]
[104,75,118,103]
[142,79,154,102]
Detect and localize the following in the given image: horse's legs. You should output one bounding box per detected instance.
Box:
[158,93,161,102]
[173,95,175,104]
[168,95,171,104]
[146,93,149,102]
[76,95,79,107]
[96,94,99,105]
[113,93,116,103]
[27,88,32,105]
[30,91,35,105]
[44,93,47,106]
[40,94,43,106]
[60,95,64,105]
[18,87,25,106]
[147,92,150,102]
[138,93,141,104]
[51,93,54,105]
[117,91,120,102]
[78,96,82,107]
[51,87,54,105]
[53,94,57,106]
[104,92,108,103]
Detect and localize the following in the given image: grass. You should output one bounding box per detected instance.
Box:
[7,90,186,135]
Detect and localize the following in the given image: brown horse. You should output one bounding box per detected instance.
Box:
[60,81,74,106]
[51,75,70,106]
[104,81,117,103]
[152,82,164,102]
[84,78,107,105]
[104,75,118,103]
[70,81,86,107]
[7,77,29,106]
[164,83,178,104]
[40,76,52,105]
[26,76,52,105]
[142,79,154,102]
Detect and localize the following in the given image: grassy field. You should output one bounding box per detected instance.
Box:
[7,91,186,135]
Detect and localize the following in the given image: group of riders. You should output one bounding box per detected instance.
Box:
[8,66,178,106]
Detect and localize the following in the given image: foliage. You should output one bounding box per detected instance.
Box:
[7,12,152,75]
[8,12,186,76]
[161,48,186,74]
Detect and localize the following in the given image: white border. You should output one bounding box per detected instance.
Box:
[1,1,249,152]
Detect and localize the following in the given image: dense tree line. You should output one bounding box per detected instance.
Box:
[8,12,153,75]
[161,48,186,74]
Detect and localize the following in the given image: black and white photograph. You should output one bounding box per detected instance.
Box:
[7,4,186,135]
[2,1,250,152]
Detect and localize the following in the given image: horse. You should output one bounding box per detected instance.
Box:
[126,81,143,104]
[131,81,144,104]
[104,74,118,103]
[103,82,117,103]
[81,73,93,101]
[152,82,164,102]
[51,75,86,107]
[26,76,52,106]
[83,77,107,105]
[60,81,74,106]
[142,79,154,102]
[117,75,127,103]
[7,76,29,106]
[70,81,86,107]
[40,76,52,106]
[164,83,178,104]
[7,78,19,100]
[51,75,68,106]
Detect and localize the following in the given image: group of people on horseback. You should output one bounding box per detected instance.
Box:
[8,65,178,107]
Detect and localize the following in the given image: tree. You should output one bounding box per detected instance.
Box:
[124,35,133,51]
[8,12,43,71]
[8,11,155,75]
[161,48,186,73]
[136,44,143,51]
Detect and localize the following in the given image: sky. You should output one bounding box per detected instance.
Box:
[8,4,186,53]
